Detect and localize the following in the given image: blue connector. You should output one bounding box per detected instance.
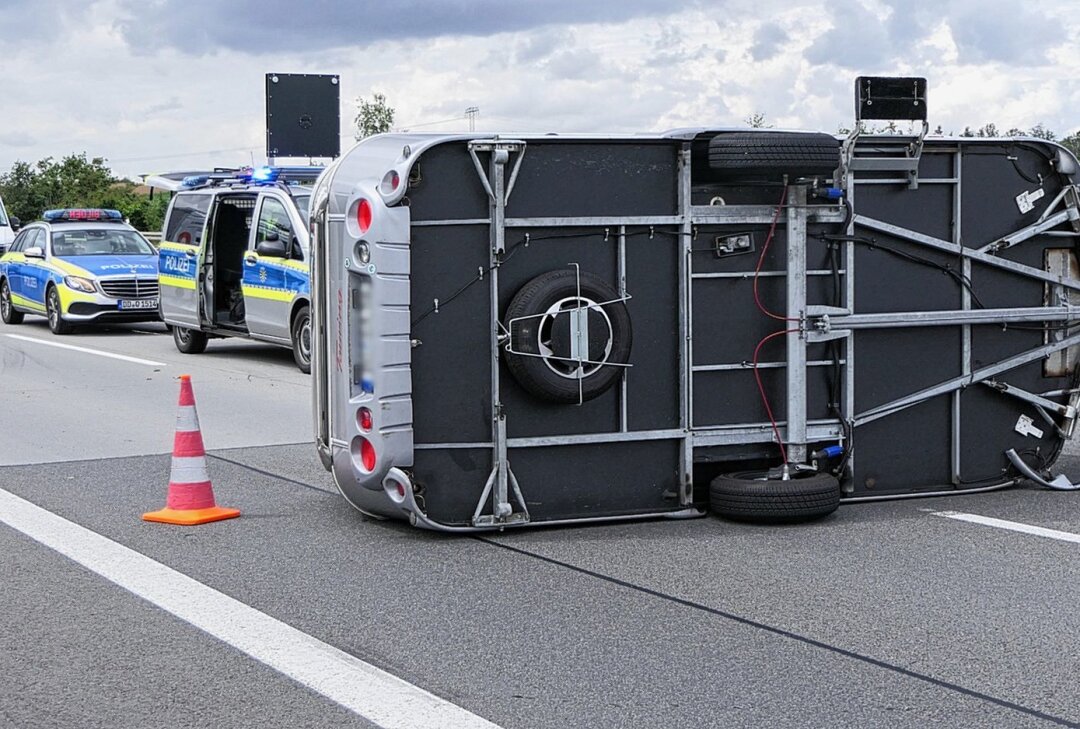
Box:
[813,445,844,460]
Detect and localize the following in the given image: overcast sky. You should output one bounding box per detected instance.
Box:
[2,0,1078,179]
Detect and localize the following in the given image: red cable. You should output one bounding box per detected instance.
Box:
[752,185,797,322]
[752,328,797,465]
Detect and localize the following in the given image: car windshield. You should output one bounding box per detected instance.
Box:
[291,190,311,223]
[52,229,156,256]
[0,201,8,226]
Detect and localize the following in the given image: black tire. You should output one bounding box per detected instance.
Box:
[708,132,840,181]
[46,286,72,335]
[709,470,840,524]
[291,304,312,374]
[0,279,23,324]
[172,325,208,354]
[503,270,631,403]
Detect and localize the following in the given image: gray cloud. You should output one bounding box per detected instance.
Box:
[116,0,703,55]
[809,0,1069,71]
[805,2,894,69]
[0,131,37,148]
[946,5,1067,64]
[749,22,788,62]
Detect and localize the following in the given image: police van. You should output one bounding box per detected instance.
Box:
[0,209,159,334]
[156,167,318,372]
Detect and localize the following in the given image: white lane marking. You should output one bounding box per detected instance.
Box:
[931,510,1080,545]
[0,488,502,729]
[4,334,166,367]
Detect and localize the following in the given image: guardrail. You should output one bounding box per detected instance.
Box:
[141,231,162,244]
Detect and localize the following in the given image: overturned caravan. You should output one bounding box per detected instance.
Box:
[310,126,1080,531]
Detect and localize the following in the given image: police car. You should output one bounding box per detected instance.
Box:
[155,166,317,372]
[0,209,159,334]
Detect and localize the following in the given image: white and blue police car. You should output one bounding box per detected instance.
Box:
[0,209,159,334]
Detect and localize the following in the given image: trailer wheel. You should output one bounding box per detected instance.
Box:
[709,470,840,524]
[503,269,631,403]
[708,132,841,181]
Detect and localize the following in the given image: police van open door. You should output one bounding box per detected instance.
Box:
[159,193,210,330]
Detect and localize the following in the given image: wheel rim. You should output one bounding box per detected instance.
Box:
[1,282,10,319]
[297,316,312,364]
[536,296,614,380]
[176,327,190,344]
[47,289,59,328]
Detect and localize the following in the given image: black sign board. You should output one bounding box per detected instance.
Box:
[855,76,927,121]
[265,73,340,158]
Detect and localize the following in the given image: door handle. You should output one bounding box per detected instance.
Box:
[182,249,196,258]
[244,254,258,265]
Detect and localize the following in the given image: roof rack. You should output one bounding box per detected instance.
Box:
[144,166,324,193]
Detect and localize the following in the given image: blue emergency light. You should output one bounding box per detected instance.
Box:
[250,166,281,183]
[43,209,124,222]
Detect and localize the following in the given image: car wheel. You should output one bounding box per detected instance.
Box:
[0,279,23,324]
[46,286,72,335]
[291,304,311,374]
[709,470,841,524]
[502,269,632,403]
[172,325,208,354]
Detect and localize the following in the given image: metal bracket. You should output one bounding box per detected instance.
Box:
[980,185,1080,255]
[468,138,527,213]
[1005,449,1078,490]
[983,379,1076,439]
[843,121,929,189]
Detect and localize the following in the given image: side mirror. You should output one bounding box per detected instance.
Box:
[255,238,287,258]
[24,245,44,259]
[9,216,20,231]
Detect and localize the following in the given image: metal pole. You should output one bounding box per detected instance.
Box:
[786,184,809,464]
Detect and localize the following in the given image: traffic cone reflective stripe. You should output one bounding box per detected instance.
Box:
[143,375,240,526]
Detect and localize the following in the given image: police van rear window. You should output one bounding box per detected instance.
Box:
[166,194,212,245]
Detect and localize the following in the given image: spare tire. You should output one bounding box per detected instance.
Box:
[503,269,631,403]
[708,132,840,181]
[709,470,840,524]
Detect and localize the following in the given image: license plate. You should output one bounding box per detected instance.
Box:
[118,298,158,310]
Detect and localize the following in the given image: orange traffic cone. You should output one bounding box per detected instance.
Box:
[143,375,240,526]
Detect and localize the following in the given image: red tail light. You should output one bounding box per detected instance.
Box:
[357,198,372,234]
[361,437,376,471]
[358,407,373,431]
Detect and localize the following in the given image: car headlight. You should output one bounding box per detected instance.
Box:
[64,275,97,293]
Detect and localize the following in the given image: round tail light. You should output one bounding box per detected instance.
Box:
[357,198,372,234]
[358,407,373,431]
[351,436,377,473]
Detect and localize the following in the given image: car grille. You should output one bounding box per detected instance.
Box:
[99,277,159,299]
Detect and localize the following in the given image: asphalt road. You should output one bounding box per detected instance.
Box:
[3,319,1080,728]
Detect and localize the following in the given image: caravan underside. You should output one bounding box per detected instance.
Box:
[312,130,1080,530]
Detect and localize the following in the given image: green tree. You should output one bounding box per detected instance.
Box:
[354,93,395,140]
[0,153,169,231]
[744,112,770,128]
